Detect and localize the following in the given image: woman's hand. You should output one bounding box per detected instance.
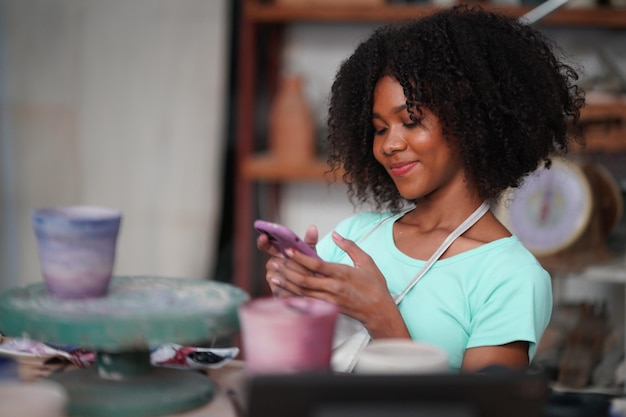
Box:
[258,225,319,298]
[270,231,410,339]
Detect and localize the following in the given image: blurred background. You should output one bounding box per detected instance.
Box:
[2,0,625,287]
[0,0,232,291]
[1,0,626,389]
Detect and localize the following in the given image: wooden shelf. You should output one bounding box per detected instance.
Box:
[577,93,626,152]
[242,154,343,181]
[245,2,626,27]
[242,96,626,183]
[581,93,626,121]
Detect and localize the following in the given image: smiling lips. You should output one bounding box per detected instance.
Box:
[389,161,418,177]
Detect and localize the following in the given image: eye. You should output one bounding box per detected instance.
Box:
[372,121,387,135]
[406,106,425,126]
[405,112,425,128]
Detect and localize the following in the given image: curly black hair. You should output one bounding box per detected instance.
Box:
[326,5,585,211]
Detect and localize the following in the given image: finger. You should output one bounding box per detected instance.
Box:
[284,248,325,274]
[269,283,299,298]
[274,259,335,294]
[268,279,283,297]
[271,258,319,287]
[303,225,318,248]
[279,255,319,276]
[266,260,299,298]
[270,273,335,303]
[331,231,373,267]
[266,257,283,276]
[257,233,282,257]
[285,247,353,281]
[269,272,302,296]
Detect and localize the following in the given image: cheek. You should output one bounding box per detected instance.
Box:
[372,138,384,164]
[371,137,382,157]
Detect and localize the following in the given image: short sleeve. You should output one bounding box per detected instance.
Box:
[466,264,552,360]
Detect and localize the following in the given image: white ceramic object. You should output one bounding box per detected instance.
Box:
[354,339,449,374]
[0,380,67,417]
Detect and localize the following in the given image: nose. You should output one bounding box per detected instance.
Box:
[380,130,407,156]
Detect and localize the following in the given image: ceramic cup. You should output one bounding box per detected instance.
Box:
[238,297,339,376]
[32,206,122,299]
[354,339,449,374]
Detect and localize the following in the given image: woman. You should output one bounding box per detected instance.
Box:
[257,5,585,373]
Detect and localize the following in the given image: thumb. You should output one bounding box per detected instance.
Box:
[331,231,370,266]
[303,225,318,248]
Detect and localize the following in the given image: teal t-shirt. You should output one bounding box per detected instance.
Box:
[316,211,553,372]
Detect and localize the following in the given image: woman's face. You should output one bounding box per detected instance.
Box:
[372,75,465,201]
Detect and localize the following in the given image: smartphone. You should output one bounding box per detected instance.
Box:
[254,220,320,259]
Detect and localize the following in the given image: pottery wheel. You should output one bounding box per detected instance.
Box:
[0,276,249,417]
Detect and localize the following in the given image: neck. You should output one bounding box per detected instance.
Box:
[403,190,486,232]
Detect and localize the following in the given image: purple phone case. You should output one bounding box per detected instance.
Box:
[254,220,320,259]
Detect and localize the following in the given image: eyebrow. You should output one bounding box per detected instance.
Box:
[372,103,408,119]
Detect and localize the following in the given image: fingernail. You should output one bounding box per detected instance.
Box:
[270,277,281,286]
[285,248,294,257]
[332,231,344,241]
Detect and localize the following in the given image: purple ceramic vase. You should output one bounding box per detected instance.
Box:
[32,206,122,299]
